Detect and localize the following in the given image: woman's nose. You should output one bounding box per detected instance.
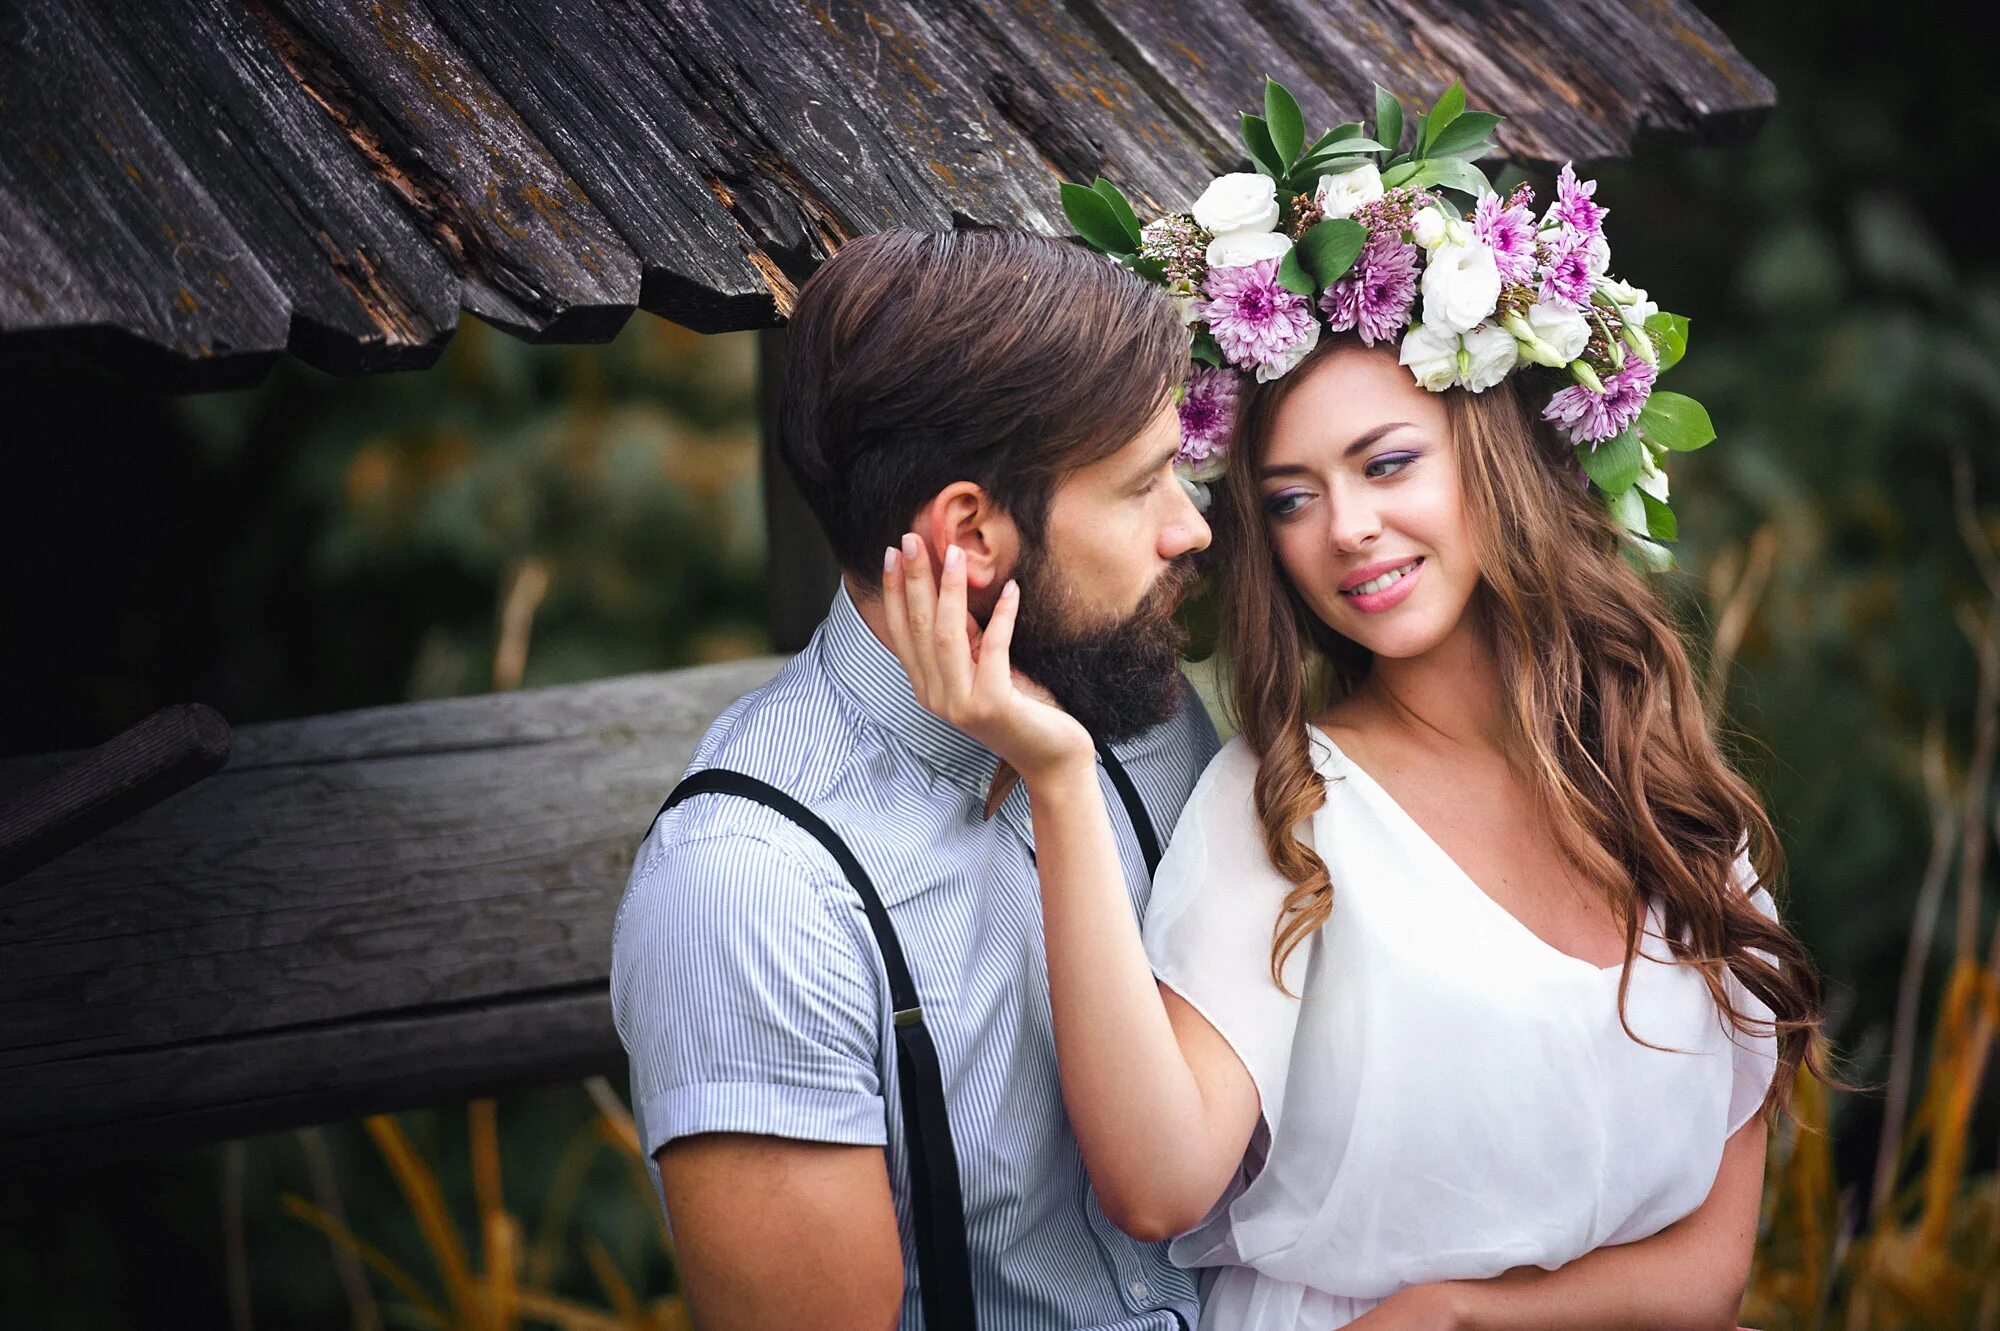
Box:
[1326,498,1381,552]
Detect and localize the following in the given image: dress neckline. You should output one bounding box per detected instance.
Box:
[1305,723,1642,977]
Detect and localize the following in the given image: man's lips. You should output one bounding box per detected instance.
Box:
[1338,556,1426,593]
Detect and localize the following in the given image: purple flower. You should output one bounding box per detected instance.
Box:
[1547,162,1607,239]
[1537,230,1596,310]
[1542,357,1658,445]
[1177,366,1239,467]
[1320,232,1419,346]
[1473,191,1537,285]
[1200,258,1318,376]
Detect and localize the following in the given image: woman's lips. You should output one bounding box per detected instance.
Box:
[1338,557,1424,613]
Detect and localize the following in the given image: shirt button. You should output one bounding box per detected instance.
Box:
[1128,1278,1150,1300]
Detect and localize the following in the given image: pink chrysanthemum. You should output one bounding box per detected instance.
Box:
[1547,162,1607,238]
[1473,191,1537,285]
[1200,258,1318,375]
[1320,232,1419,346]
[1177,366,1239,466]
[1537,230,1596,310]
[1542,357,1658,445]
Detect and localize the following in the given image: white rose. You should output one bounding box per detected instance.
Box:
[1420,241,1502,334]
[1192,173,1280,237]
[1398,323,1461,392]
[1458,323,1519,393]
[1204,228,1293,270]
[1523,300,1591,364]
[1410,205,1449,250]
[1314,162,1384,220]
[1253,321,1320,383]
[1586,232,1611,279]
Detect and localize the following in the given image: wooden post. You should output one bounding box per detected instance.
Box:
[757,326,840,652]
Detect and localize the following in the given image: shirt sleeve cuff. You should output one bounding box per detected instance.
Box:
[643,1081,889,1155]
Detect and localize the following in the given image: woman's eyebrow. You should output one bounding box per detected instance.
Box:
[1259,421,1418,479]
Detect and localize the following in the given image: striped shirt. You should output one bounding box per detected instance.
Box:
[611,582,1219,1329]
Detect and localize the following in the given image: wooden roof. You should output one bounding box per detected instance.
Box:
[0,0,1773,391]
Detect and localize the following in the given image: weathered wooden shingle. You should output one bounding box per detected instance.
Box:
[0,0,1772,389]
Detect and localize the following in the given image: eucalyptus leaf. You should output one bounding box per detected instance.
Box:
[1374,84,1404,153]
[1577,427,1644,494]
[1645,312,1690,372]
[1265,78,1305,166]
[1425,111,1503,160]
[1091,177,1144,249]
[1277,247,1317,296]
[1240,113,1284,179]
[1637,391,1715,451]
[1299,218,1368,284]
[1422,81,1466,152]
[1060,181,1134,255]
[1640,490,1678,541]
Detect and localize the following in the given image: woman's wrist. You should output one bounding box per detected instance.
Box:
[1018,747,1101,801]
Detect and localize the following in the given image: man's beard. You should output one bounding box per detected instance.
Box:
[1003,550,1199,745]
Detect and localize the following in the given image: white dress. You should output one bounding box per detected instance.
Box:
[1141,728,1780,1331]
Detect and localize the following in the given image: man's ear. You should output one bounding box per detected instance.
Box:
[910,482,1021,593]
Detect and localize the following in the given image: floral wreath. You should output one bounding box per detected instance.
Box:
[1059,79,1714,566]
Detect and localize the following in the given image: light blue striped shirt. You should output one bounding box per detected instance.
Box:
[612,583,1219,1329]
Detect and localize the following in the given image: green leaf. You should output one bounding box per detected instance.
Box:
[1403,157,1491,196]
[1644,312,1690,372]
[1425,111,1503,160]
[1121,252,1167,283]
[1577,427,1644,494]
[1380,161,1420,189]
[1607,486,1647,534]
[1239,114,1285,178]
[1637,391,1716,451]
[1090,178,1144,249]
[1289,153,1370,192]
[1310,122,1365,153]
[1190,329,1224,368]
[1640,490,1678,541]
[1373,84,1404,153]
[1265,78,1305,167]
[1277,246,1316,295]
[1298,217,1369,284]
[1305,136,1388,154]
[1060,181,1134,255]
[1422,81,1466,153]
[1623,532,1677,572]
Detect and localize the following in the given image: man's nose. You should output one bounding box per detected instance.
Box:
[1162,481,1212,558]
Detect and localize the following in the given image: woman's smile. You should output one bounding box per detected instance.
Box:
[1338,556,1426,612]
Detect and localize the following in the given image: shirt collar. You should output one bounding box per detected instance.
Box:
[820,581,1009,803]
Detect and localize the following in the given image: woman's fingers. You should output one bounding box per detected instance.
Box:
[880,544,918,674]
[932,544,975,701]
[898,532,945,703]
[975,579,1019,699]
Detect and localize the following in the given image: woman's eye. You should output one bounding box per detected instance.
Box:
[1263,490,1308,518]
[1365,451,1418,480]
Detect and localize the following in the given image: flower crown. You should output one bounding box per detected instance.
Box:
[1060,79,1714,566]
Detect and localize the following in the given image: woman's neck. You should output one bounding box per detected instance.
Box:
[1347,609,1510,759]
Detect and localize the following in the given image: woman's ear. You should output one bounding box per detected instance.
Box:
[912,482,1020,593]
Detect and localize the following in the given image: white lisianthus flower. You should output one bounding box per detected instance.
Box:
[1253,320,1321,383]
[1398,323,1461,392]
[1585,232,1611,279]
[1314,162,1385,220]
[1204,228,1292,269]
[1637,451,1670,502]
[1410,205,1449,250]
[1598,277,1659,324]
[1419,240,1502,334]
[1170,291,1201,326]
[1192,172,1280,237]
[1459,323,1519,392]
[1522,300,1591,365]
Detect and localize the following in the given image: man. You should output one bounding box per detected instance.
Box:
[610,227,1217,1329]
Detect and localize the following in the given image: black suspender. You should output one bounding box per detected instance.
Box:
[656,749,1160,1329]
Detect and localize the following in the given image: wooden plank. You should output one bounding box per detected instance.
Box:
[0,658,783,1169]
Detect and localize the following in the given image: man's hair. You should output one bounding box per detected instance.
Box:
[775,227,1189,578]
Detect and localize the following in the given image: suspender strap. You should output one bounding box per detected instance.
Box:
[1096,744,1162,877]
[659,769,978,1330]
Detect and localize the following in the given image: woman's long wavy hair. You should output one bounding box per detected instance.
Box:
[1213,337,1830,1123]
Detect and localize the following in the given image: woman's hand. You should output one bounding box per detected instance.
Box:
[881,533,1095,785]
[1340,1283,1471,1331]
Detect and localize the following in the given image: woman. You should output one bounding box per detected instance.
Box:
[878,327,1827,1327]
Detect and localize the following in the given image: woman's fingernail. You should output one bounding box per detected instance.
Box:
[945,544,963,572]
[884,546,899,572]
[1004,579,1018,598]
[902,533,920,562]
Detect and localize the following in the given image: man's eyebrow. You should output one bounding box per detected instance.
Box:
[1258,421,1417,479]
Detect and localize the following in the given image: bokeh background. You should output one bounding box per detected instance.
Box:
[4,0,1997,1324]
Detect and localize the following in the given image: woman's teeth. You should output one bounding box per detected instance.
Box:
[1346,559,1420,596]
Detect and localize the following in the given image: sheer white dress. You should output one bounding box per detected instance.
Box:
[1141,728,1780,1331]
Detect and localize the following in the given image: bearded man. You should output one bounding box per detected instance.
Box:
[611,226,1215,1330]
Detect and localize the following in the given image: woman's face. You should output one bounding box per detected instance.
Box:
[1256,345,1481,662]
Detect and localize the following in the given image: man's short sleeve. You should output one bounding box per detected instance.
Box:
[611,824,887,1160]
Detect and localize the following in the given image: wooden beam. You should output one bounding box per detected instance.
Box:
[0,658,782,1172]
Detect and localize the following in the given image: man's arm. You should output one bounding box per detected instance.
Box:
[659,1134,902,1330]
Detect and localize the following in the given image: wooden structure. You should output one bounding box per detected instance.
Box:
[0,1,1774,1169]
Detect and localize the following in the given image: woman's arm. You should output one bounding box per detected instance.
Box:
[881,538,1262,1239]
[1349,1116,1768,1331]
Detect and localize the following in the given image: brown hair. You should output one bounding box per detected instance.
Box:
[1213,336,1832,1124]
[776,227,1189,578]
